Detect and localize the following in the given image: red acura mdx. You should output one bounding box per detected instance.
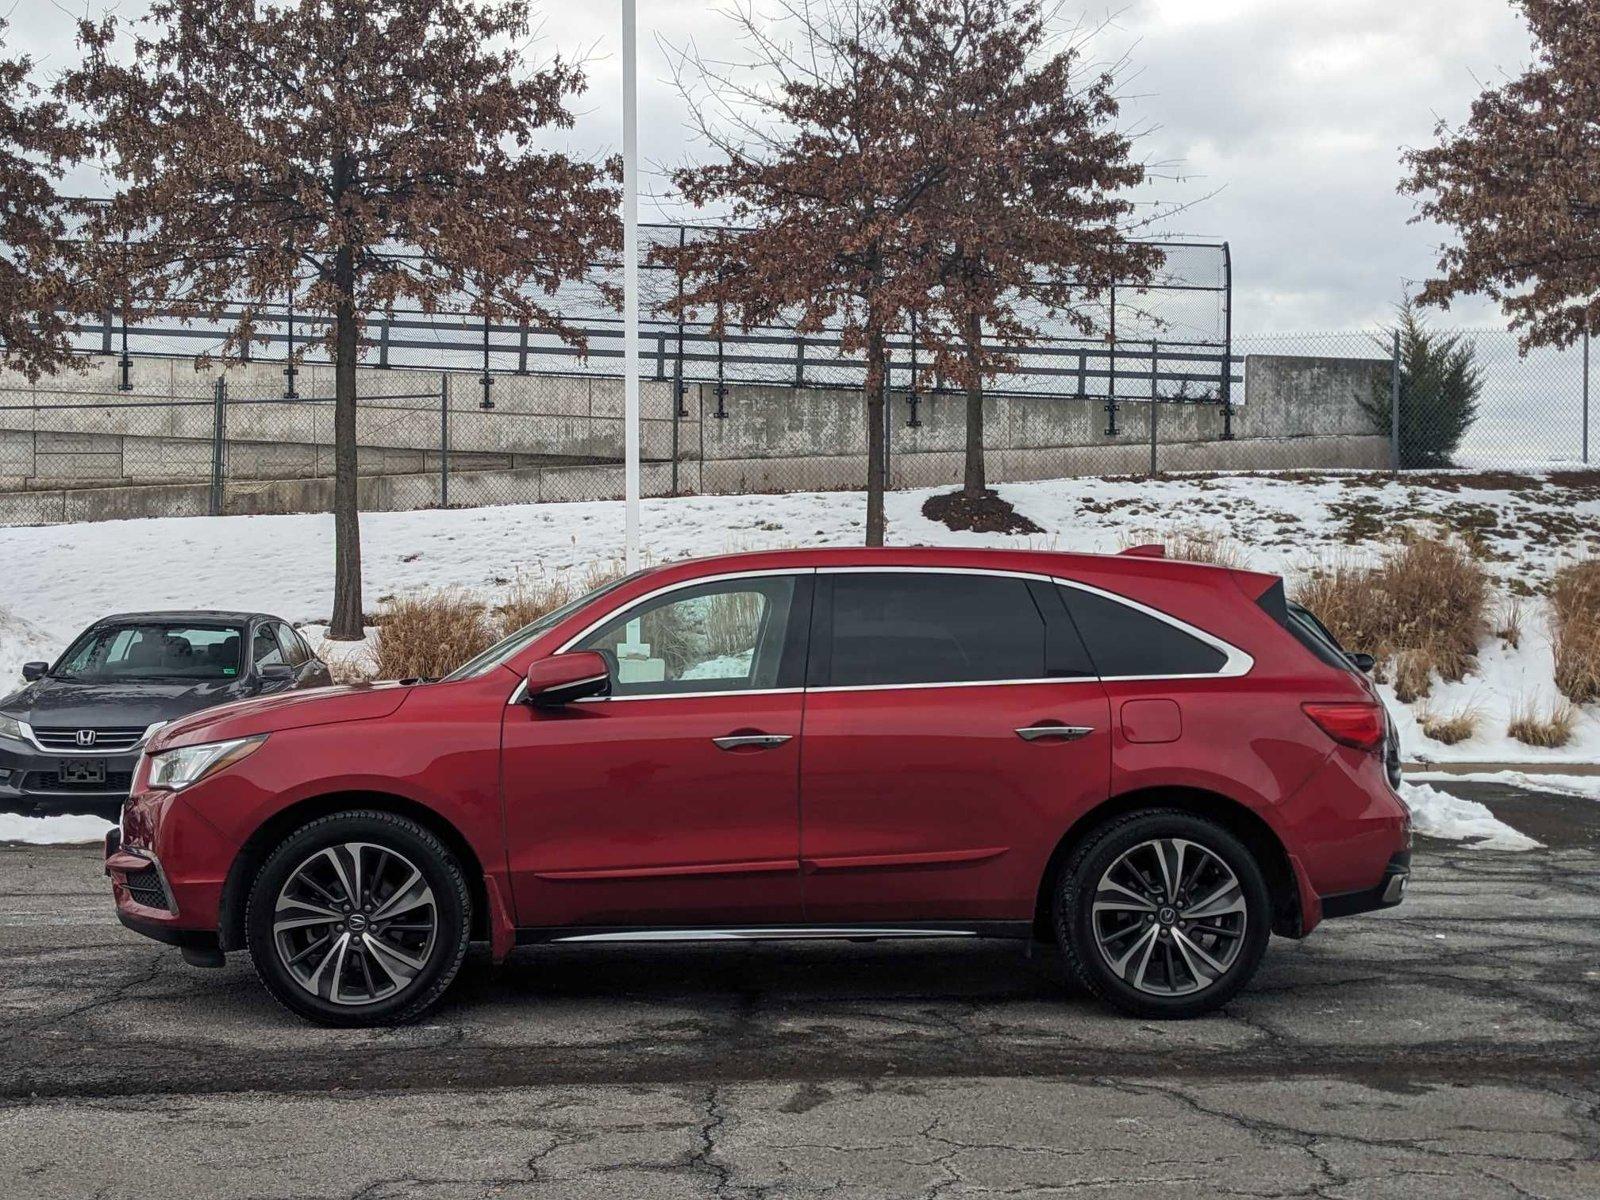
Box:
[106,546,1410,1024]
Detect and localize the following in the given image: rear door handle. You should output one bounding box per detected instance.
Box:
[712,733,794,751]
[1015,725,1094,742]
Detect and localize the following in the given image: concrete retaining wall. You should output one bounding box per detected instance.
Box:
[0,352,1391,525]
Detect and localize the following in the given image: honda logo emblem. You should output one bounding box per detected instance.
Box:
[75,729,96,747]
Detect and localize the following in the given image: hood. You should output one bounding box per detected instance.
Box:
[151,681,415,750]
[0,676,243,732]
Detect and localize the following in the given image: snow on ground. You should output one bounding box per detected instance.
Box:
[0,812,116,845]
[1398,781,1542,851]
[1412,771,1600,799]
[4,469,1600,768]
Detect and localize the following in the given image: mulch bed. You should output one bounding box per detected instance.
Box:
[922,487,1044,535]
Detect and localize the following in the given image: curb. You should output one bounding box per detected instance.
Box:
[1402,761,1600,776]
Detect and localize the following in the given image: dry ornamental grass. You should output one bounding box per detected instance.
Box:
[1416,702,1481,745]
[1493,599,1524,649]
[1123,528,1250,570]
[369,563,637,681]
[1550,559,1600,704]
[1506,695,1578,749]
[370,589,498,681]
[1292,538,1488,701]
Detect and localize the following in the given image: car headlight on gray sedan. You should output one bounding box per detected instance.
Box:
[0,714,26,744]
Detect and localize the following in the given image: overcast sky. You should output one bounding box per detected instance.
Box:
[12,0,1536,336]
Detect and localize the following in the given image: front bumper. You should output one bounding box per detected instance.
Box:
[0,739,138,819]
[105,790,234,956]
[1319,850,1411,919]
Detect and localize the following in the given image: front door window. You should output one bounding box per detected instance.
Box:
[574,576,796,696]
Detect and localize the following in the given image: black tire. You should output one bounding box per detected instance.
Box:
[1053,809,1271,1019]
[245,810,471,1026]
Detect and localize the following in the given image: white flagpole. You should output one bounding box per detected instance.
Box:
[621,0,641,573]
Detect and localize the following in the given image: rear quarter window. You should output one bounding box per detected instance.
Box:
[1058,586,1228,677]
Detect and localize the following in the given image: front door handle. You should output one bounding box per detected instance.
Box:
[1015,725,1094,742]
[713,733,794,751]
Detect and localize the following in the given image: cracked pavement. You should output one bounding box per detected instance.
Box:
[2,780,1598,1198]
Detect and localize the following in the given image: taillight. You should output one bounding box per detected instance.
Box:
[1302,701,1385,752]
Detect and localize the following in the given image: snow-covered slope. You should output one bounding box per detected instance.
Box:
[4,471,1599,768]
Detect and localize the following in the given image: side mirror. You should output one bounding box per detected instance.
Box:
[524,651,610,708]
[258,664,295,683]
[21,662,48,682]
[1347,652,1376,674]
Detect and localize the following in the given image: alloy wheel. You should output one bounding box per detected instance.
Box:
[1090,837,1247,997]
[272,841,438,1007]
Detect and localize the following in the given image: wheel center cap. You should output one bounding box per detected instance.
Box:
[347,913,369,933]
[1157,906,1178,926]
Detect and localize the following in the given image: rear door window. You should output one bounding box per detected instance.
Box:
[274,622,310,667]
[1058,587,1227,678]
[252,625,286,670]
[819,572,1049,687]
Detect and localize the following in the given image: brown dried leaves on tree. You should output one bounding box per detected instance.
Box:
[60,0,620,637]
[1401,0,1600,350]
[657,0,1157,537]
[895,0,1161,496]
[657,0,943,546]
[0,20,84,380]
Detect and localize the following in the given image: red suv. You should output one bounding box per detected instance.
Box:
[105,547,1410,1024]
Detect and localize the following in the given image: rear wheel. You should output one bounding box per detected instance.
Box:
[1054,809,1271,1019]
[245,810,471,1026]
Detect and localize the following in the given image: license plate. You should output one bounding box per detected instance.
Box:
[58,759,107,785]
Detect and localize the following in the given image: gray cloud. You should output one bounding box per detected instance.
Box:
[8,0,1536,333]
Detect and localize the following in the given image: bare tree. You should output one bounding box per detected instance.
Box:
[891,0,1160,499]
[62,0,619,637]
[1401,0,1600,349]
[657,0,948,546]
[0,19,83,379]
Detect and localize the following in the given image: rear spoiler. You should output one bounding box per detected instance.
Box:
[1119,544,1166,558]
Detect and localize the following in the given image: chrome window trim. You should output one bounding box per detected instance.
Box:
[815,564,1253,685]
[807,676,1093,694]
[576,686,803,704]
[513,561,1251,705]
[532,568,811,704]
[555,567,814,653]
[1048,575,1254,680]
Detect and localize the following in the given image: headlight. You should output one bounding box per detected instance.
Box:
[146,736,267,791]
[0,714,24,744]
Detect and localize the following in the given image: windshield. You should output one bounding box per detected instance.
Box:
[442,570,652,681]
[52,623,246,682]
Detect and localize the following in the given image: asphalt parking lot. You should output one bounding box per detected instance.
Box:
[2,781,1598,1199]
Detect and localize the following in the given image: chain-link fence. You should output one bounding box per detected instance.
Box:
[1,323,1593,525]
[1234,328,1593,470]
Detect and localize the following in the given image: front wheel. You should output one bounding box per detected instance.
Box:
[245,810,471,1026]
[1054,809,1271,1019]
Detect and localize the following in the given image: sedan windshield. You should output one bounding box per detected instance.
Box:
[53,624,245,682]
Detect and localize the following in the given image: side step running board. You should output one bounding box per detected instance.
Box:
[514,921,1034,946]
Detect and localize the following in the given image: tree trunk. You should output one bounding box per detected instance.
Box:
[962,310,986,498]
[865,327,887,547]
[328,243,364,640]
